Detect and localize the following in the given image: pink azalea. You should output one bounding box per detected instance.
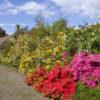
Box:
[71,52,100,88]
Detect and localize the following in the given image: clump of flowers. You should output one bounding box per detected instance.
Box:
[71,52,100,88]
[25,65,75,100]
[25,67,47,86]
[25,51,100,99]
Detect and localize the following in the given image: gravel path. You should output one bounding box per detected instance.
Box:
[0,37,9,45]
[0,65,51,100]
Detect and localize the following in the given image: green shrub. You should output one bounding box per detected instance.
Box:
[65,23,100,55]
[0,18,99,70]
[73,83,100,100]
[0,39,14,54]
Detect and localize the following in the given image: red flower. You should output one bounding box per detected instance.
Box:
[25,65,75,100]
[30,66,75,100]
[25,67,47,86]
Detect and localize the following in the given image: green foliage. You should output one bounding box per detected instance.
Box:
[65,27,78,55]
[73,83,100,100]
[31,16,50,39]
[0,39,14,54]
[65,23,100,55]
[51,18,68,34]
[92,40,100,53]
[0,17,99,70]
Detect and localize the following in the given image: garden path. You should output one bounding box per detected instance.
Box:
[0,37,9,45]
[0,65,51,100]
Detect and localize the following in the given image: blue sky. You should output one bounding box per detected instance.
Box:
[0,0,100,35]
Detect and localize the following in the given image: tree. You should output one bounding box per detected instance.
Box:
[52,18,68,33]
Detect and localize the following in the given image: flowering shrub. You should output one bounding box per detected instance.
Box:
[25,51,100,99]
[25,65,75,100]
[19,52,35,73]
[19,32,66,72]
[0,19,99,99]
[25,67,46,86]
[71,52,100,88]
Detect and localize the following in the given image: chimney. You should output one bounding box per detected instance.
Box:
[16,24,20,32]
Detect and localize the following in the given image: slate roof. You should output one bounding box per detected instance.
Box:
[0,27,5,32]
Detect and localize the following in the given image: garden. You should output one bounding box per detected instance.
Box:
[0,18,100,100]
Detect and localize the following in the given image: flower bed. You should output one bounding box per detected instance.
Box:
[25,52,100,100]
[26,65,75,100]
[0,21,100,100]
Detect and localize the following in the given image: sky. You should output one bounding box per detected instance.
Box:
[0,0,100,35]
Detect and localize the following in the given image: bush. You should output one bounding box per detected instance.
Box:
[25,52,100,100]
[65,23,100,55]
[25,65,75,100]
[0,19,99,71]
[0,39,14,54]
[71,52,100,88]
[73,83,100,100]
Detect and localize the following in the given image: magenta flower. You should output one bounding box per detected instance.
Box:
[71,52,100,88]
[92,68,100,80]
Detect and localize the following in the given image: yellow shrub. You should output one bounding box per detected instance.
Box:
[19,52,35,73]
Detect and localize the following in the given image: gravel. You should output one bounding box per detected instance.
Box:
[0,65,51,100]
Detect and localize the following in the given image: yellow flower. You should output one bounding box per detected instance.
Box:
[46,49,53,54]
[42,58,51,64]
[45,65,51,70]
[28,69,33,74]
[54,45,62,53]
[55,60,61,65]
[45,37,53,44]
[58,32,64,36]
[54,47,59,53]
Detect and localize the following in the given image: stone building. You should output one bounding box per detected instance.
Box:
[0,27,6,37]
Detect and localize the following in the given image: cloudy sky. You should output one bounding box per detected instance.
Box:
[0,0,100,34]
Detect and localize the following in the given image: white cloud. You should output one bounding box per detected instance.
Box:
[1,0,13,8]
[0,24,4,27]
[0,0,100,18]
[8,9,19,15]
[0,23,25,27]
[19,2,46,11]
[0,0,54,17]
[51,0,100,18]
[0,0,18,15]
